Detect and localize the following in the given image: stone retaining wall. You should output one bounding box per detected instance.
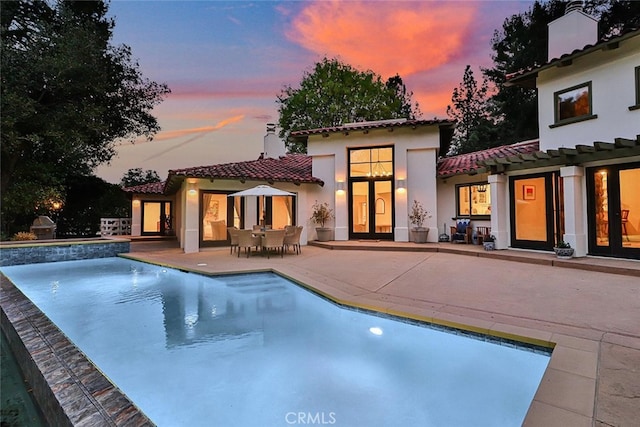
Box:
[0,238,130,266]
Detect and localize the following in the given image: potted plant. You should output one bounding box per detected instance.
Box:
[483,235,496,251]
[310,200,334,242]
[554,241,574,259]
[409,200,431,243]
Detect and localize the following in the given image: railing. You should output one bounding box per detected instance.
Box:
[100,218,132,236]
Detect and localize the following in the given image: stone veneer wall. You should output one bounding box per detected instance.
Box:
[0,238,130,266]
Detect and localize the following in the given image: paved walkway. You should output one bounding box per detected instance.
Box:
[126,240,640,426]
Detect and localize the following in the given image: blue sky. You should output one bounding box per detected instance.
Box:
[96,0,534,183]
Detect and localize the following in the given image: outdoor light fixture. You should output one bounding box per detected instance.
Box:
[188,182,197,196]
[132,199,141,206]
[477,183,488,193]
[396,179,406,192]
[336,181,346,194]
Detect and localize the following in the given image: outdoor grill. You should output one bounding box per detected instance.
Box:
[30,215,56,240]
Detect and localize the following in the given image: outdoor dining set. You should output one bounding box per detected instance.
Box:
[227,225,303,258]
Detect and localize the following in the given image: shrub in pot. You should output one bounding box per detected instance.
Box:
[554,241,574,259]
[483,235,496,251]
[409,200,431,243]
[310,200,334,242]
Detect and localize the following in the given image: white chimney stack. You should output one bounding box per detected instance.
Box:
[263,123,286,159]
[548,1,598,61]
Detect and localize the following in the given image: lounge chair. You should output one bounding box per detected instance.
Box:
[261,229,285,258]
[237,229,261,258]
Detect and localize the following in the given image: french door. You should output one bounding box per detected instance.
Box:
[141,201,172,236]
[509,172,563,251]
[349,179,394,240]
[587,163,640,259]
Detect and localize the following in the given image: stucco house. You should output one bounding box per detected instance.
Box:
[124,3,638,260]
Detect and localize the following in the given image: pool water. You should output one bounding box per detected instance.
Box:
[2,258,550,426]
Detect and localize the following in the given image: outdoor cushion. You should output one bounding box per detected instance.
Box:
[456,220,468,233]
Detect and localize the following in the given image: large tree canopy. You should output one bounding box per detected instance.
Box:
[277,58,420,153]
[120,168,161,188]
[1,0,170,236]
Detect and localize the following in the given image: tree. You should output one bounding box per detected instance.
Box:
[483,0,640,145]
[120,168,161,188]
[277,58,420,153]
[446,65,499,155]
[1,0,170,236]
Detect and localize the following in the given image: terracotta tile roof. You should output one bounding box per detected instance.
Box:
[290,118,454,137]
[122,181,166,194]
[507,28,640,87]
[168,154,323,186]
[437,140,539,177]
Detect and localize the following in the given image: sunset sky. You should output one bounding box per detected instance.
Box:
[96,0,534,183]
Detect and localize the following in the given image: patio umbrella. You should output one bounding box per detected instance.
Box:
[227,184,295,198]
[228,185,295,225]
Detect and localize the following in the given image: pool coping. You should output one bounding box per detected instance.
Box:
[0,273,154,427]
[1,254,599,427]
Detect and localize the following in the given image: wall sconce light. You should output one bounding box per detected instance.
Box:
[336,181,346,194]
[187,182,197,196]
[396,178,406,193]
[132,199,141,207]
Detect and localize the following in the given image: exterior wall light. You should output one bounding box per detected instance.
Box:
[396,179,406,193]
[336,181,346,194]
[187,181,197,196]
[132,199,141,206]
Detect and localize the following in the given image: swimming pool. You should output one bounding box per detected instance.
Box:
[2,258,550,426]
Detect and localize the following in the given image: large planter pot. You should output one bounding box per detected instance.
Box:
[411,228,429,244]
[315,227,333,242]
[554,247,574,259]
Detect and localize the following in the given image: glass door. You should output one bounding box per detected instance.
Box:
[588,163,640,259]
[200,192,243,247]
[348,146,394,240]
[349,179,394,240]
[141,201,172,236]
[509,173,562,250]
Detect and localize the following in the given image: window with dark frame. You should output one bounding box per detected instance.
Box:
[635,66,640,106]
[554,81,592,123]
[456,183,491,218]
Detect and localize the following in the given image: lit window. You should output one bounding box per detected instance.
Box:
[349,147,393,178]
[456,183,491,218]
[554,82,593,124]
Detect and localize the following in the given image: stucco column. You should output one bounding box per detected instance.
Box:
[489,174,508,249]
[183,181,200,253]
[334,181,348,241]
[131,199,142,236]
[560,166,586,257]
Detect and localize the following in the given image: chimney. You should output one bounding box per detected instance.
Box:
[547,1,598,61]
[263,123,286,159]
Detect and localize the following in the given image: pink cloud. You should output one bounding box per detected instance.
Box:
[286,0,479,78]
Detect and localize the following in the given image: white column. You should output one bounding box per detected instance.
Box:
[489,174,508,249]
[131,200,142,236]
[334,181,349,241]
[184,181,200,253]
[560,166,586,257]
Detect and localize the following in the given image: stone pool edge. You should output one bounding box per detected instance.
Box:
[0,273,155,427]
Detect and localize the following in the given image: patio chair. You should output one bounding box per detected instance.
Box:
[450,219,472,244]
[261,229,285,259]
[621,209,630,241]
[237,229,261,258]
[475,226,491,244]
[284,226,303,255]
[227,227,239,254]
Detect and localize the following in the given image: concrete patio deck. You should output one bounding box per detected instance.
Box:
[124,239,639,426]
